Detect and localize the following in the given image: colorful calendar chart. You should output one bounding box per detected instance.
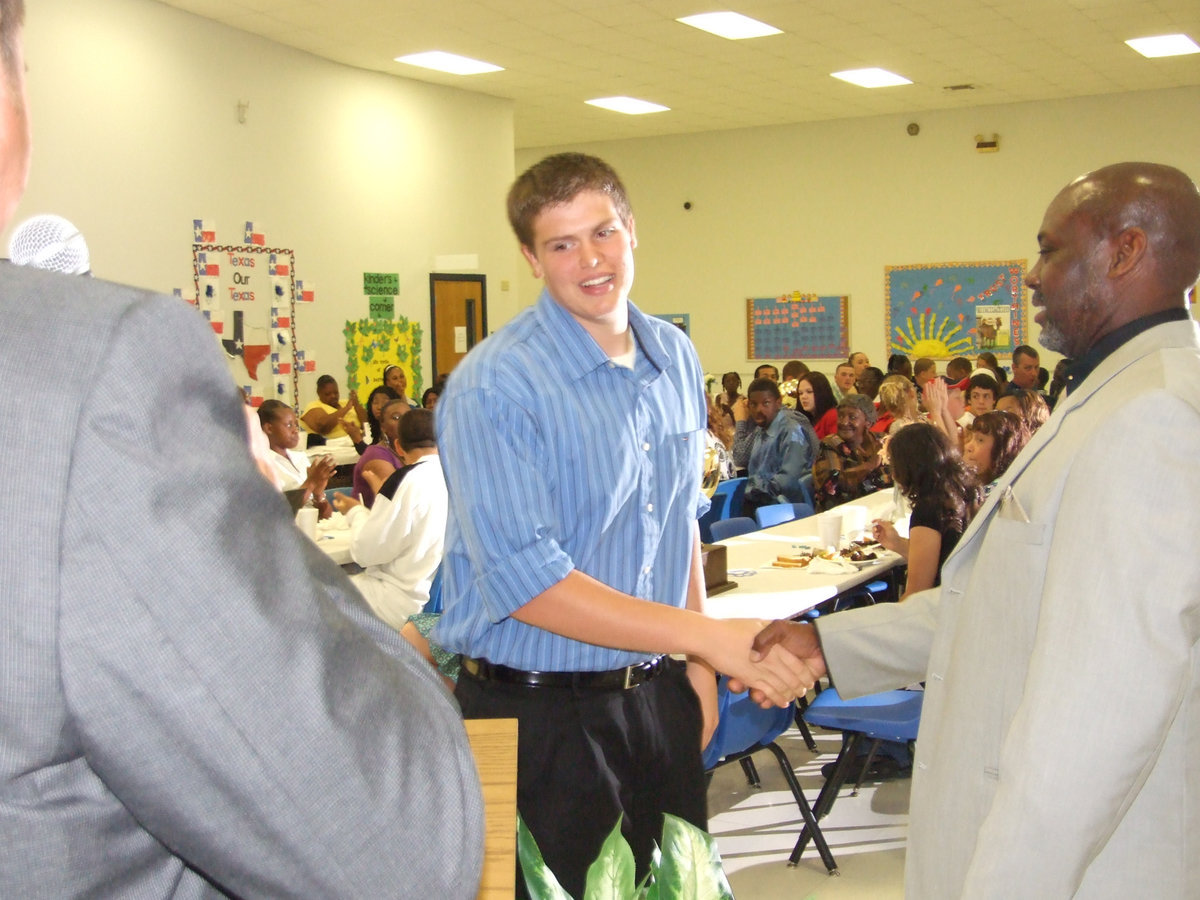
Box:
[747,292,849,359]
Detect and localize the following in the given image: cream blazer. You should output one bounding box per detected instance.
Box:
[819,318,1200,898]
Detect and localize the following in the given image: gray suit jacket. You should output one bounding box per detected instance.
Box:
[819,318,1200,898]
[0,264,483,897]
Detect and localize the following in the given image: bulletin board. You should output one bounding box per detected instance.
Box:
[344,317,423,397]
[885,260,1026,360]
[747,292,849,359]
[192,241,306,409]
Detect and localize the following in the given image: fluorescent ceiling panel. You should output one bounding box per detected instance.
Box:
[585,96,670,115]
[1124,34,1200,58]
[831,67,913,88]
[676,12,782,40]
[394,51,503,75]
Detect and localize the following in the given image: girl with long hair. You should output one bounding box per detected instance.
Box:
[873,422,983,599]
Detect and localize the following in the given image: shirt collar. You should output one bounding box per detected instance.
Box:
[1064,307,1191,395]
[533,288,671,382]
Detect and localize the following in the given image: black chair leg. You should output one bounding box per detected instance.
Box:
[793,701,819,753]
[739,756,761,788]
[790,733,863,865]
[850,738,883,797]
[762,742,838,874]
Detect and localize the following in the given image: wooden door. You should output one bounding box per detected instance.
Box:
[430,274,486,381]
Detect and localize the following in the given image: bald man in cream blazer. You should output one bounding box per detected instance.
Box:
[756,162,1200,897]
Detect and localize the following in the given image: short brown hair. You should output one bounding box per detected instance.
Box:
[0,0,24,82]
[507,153,632,249]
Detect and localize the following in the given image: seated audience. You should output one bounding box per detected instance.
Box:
[300,374,364,445]
[796,370,838,438]
[353,398,408,507]
[753,363,780,382]
[780,359,810,408]
[705,394,735,483]
[886,353,913,379]
[814,394,892,511]
[733,377,819,515]
[855,365,885,401]
[874,374,923,435]
[832,361,857,402]
[966,372,1000,419]
[913,357,937,408]
[919,375,970,449]
[995,388,1050,435]
[946,356,973,383]
[257,399,334,518]
[716,370,743,419]
[364,385,400,445]
[333,409,447,630]
[963,410,1030,494]
[382,364,420,409]
[421,386,441,409]
[872,423,982,599]
[1003,344,1041,396]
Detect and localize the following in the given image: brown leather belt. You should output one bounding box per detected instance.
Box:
[460,654,670,690]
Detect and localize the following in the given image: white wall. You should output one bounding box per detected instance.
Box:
[16,0,519,403]
[517,86,1200,381]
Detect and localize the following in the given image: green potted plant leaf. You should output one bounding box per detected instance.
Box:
[518,813,734,900]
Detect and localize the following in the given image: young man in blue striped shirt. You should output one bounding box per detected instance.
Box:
[434,153,813,897]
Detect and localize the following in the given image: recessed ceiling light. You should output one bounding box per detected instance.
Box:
[1124,34,1200,58]
[676,12,782,40]
[394,51,503,75]
[831,68,913,88]
[585,96,670,115]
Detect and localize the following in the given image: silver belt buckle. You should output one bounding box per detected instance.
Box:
[624,665,634,690]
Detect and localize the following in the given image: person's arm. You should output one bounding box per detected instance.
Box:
[512,569,813,707]
[346,490,413,568]
[899,524,941,599]
[683,524,719,749]
[61,295,483,897]
[922,378,960,445]
[871,519,909,558]
[731,398,754,468]
[301,398,357,435]
[301,454,336,519]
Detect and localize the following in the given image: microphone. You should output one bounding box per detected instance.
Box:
[8,213,91,275]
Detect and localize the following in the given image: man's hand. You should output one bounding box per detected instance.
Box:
[331,492,360,514]
[732,397,750,423]
[704,618,822,707]
[726,620,827,707]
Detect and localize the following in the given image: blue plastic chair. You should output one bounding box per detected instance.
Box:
[709,516,758,542]
[699,477,747,542]
[755,501,816,529]
[790,687,924,865]
[704,678,837,874]
[423,565,444,613]
[325,486,353,505]
[754,502,796,529]
[720,477,747,519]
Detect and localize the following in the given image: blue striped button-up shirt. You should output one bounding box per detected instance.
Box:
[432,290,709,672]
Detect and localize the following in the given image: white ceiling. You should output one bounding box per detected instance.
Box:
[156,0,1200,148]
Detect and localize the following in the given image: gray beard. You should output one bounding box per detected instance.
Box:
[1037,317,1072,355]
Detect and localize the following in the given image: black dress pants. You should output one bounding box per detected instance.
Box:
[455,660,708,899]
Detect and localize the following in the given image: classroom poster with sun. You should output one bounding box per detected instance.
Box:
[884,261,1026,360]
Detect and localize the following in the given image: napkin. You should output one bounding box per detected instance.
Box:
[806,556,858,575]
[318,511,350,533]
